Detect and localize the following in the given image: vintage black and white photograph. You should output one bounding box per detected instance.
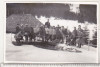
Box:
[6,3,97,63]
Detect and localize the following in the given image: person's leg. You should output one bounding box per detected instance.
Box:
[16,38,21,45]
[50,35,53,41]
[52,35,56,41]
[45,34,47,42]
[46,34,49,42]
[78,44,81,48]
[72,38,76,46]
[41,36,44,42]
[62,37,64,43]
[80,44,81,48]
[74,38,76,46]
[67,37,70,46]
[16,39,20,43]
[60,36,64,43]
[20,35,23,40]
[25,35,28,42]
[48,35,50,42]
[66,36,68,44]
[42,34,45,42]
[44,34,47,42]
[33,34,36,42]
[29,35,33,42]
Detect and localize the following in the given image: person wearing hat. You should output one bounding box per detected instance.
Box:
[76,25,84,48]
[45,19,50,28]
[71,27,77,46]
[16,24,21,34]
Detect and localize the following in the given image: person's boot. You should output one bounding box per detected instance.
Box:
[78,44,81,48]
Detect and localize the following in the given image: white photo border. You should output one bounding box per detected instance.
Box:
[3,1,100,63]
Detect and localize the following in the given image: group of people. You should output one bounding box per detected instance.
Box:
[14,19,96,48]
[15,24,35,43]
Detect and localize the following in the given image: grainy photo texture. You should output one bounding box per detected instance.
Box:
[6,3,97,63]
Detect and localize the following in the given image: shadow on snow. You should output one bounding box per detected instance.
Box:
[12,41,57,50]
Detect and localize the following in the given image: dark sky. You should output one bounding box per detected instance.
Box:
[6,3,97,24]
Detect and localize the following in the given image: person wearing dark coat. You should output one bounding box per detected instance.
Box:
[76,25,84,48]
[29,27,35,42]
[16,24,21,34]
[45,25,50,42]
[72,27,77,46]
[51,26,56,41]
[60,26,65,43]
[20,24,24,35]
[24,24,30,42]
[45,19,50,28]
[63,27,70,45]
[56,25,63,43]
[19,24,24,40]
[39,25,46,42]
[66,29,72,45]
[14,31,23,44]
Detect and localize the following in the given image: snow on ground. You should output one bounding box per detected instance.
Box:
[5,34,97,63]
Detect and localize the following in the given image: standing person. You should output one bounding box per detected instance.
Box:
[45,19,50,28]
[60,26,66,43]
[64,26,72,45]
[72,27,77,46]
[52,26,56,41]
[92,30,97,45]
[16,24,21,34]
[20,24,24,35]
[24,24,30,42]
[76,25,84,48]
[29,26,35,42]
[45,25,49,42]
[20,24,24,40]
[66,29,72,46]
[64,27,68,44]
[56,25,60,40]
[39,25,46,42]
[56,25,63,43]
[48,26,53,41]
[15,24,23,44]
